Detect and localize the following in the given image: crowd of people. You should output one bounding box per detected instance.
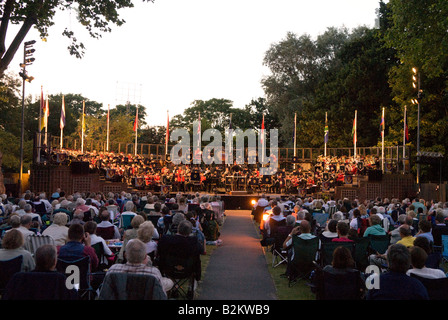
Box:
[256,193,448,300]
[43,147,385,195]
[0,189,225,300]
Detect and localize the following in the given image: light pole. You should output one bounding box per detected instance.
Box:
[18,40,36,194]
[412,67,422,192]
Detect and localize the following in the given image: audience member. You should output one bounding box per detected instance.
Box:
[366,244,429,300]
[42,212,69,246]
[406,246,446,279]
[363,214,386,237]
[0,229,35,271]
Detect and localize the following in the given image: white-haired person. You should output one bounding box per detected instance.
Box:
[42,212,69,246]
[106,238,173,294]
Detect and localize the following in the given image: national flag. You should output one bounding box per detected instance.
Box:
[261,114,265,145]
[39,86,45,131]
[380,110,385,138]
[44,95,49,129]
[324,113,329,144]
[60,95,66,130]
[82,101,86,132]
[133,108,138,132]
[197,112,201,147]
[352,112,357,145]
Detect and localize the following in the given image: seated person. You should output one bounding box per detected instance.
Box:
[406,246,446,279]
[3,244,77,300]
[366,244,429,300]
[106,239,173,295]
[413,236,441,270]
[96,207,121,240]
[0,229,35,272]
[57,223,99,272]
[320,219,338,243]
[332,221,354,242]
[396,225,415,248]
[363,214,386,238]
[84,221,114,267]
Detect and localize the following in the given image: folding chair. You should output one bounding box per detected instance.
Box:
[56,256,96,300]
[24,234,55,256]
[313,213,329,230]
[120,214,134,230]
[353,237,371,271]
[319,241,355,267]
[158,252,198,300]
[410,274,448,300]
[98,273,167,300]
[441,235,448,265]
[368,234,390,255]
[271,225,292,268]
[313,264,365,300]
[0,255,23,296]
[288,237,320,287]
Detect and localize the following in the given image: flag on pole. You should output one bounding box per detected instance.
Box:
[352,112,357,145]
[133,108,138,132]
[380,109,385,138]
[324,112,329,144]
[44,95,49,129]
[106,104,110,152]
[197,112,201,147]
[60,95,66,130]
[261,114,265,143]
[39,86,45,131]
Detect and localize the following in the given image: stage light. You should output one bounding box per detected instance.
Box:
[262,213,270,221]
[251,199,256,205]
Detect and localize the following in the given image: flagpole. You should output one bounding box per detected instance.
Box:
[354,110,357,158]
[324,112,327,157]
[165,110,169,156]
[81,100,85,153]
[44,94,48,146]
[60,95,64,149]
[134,106,138,156]
[403,105,407,174]
[293,113,297,170]
[37,86,43,163]
[106,104,110,152]
[381,107,385,172]
[261,113,265,164]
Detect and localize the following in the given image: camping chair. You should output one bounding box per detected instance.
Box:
[92,242,115,271]
[0,255,23,296]
[353,237,371,271]
[2,271,77,300]
[288,236,320,287]
[56,256,96,300]
[410,274,448,300]
[96,226,116,240]
[441,235,448,265]
[368,234,390,255]
[158,252,198,300]
[120,214,134,230]
[98,272,167,300]
[313,213,329,231]
[271,225,292,268]
[313,263,365,300]
[24,234,55,256]
[319,241,355,267]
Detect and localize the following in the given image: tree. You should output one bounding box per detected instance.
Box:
[0,0,154,77]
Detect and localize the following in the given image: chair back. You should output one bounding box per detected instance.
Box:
[314,213,329,228]
[291,236,319,273]
[410,274,448,300]
[0,255,23,294]
[147,215,161,228]
[320,241,355,267]
[120,214,134,230]
[353,237,371,271]
[159,250,196,280]
[318,269,364,300]
[369,234,390,254]
[98,272,166,300]
[96,226,116,240]
[56,256,91,290]
[441,235,448,260]
[25,234,56,255]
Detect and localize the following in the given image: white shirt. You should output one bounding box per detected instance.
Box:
[407,267,447,279]
[256,198,269,208]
